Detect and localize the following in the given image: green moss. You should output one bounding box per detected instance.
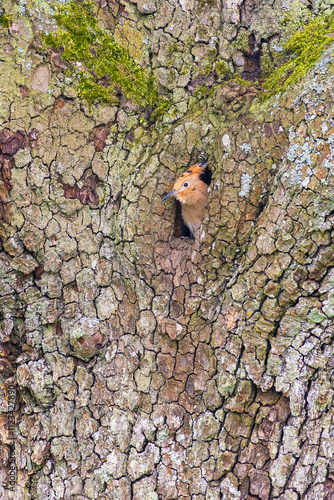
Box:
[184,35,195,50]
[43,0,169,113]
[203,60,213,75]
[232,29,250,54]
[260,43,275,78]
[0,13,11,28]
[214,60,229,77]
[207,48,218,60]
[265,15,334,97]
[193,85,209,99]
[167,42,182,56]
[233,75,253,87]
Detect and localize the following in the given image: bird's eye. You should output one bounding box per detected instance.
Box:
[184,182,188,187]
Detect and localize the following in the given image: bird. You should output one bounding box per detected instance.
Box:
[161,162,212,238]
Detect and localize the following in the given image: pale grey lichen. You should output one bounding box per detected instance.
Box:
[239,173,252,197]
[239,143,251,153]
[321,121,329,134]
[222,134,231,148]
[271,43,284,52]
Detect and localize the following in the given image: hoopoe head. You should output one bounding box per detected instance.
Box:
[161,162,212,237]
[161,162,212,205]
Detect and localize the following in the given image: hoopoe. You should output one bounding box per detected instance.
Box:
[161,162,212,238]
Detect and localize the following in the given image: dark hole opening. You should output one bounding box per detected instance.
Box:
[174,201,193,239]
[241,34,262,81]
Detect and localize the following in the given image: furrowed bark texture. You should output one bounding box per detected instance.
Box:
[0,0,334,499]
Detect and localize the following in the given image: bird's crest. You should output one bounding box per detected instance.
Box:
[172,163,211,191]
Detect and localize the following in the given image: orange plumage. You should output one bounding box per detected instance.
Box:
[161,162,212,237]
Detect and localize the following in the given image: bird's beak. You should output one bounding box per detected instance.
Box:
[161,189,177,202]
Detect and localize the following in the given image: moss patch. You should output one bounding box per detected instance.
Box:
[214,60,229,77]
[0,12,11,28]
[232,29,250,54]
[264,15,334,96]
[43,0,168,113]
